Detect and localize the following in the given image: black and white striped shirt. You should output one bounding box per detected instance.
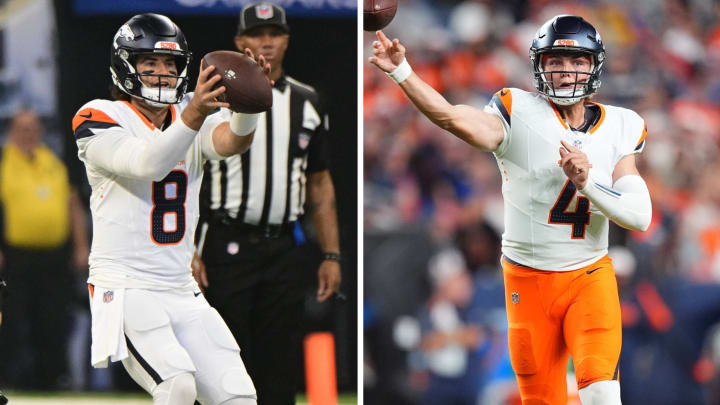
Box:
[200,75,330,226]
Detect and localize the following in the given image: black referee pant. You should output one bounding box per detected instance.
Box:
[200,217,308,405]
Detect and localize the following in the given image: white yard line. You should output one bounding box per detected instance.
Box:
[6,398,313,405]
[7,400,152,405]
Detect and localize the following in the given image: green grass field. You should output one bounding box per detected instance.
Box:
[2,391,357,404]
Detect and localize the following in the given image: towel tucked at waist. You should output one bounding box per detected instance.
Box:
[89,285,127,368]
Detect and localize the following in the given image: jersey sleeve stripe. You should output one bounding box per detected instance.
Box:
[74,120,121,139]
[72,108,118,132]
[491,91,511,127]
[593,182,622,198]
[634,123,647,151]
[499,88,512,115]
[634,140,645,152]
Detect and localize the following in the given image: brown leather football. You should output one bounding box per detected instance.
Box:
[363,0,397,31]
[202,51,272,113]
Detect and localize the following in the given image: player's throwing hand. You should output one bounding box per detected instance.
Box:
[558,139,593,189]
[369,30,406,73]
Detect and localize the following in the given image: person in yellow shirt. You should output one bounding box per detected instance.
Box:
[0,109,89,390]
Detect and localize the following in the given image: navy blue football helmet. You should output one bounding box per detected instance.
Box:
[110,13,192,106]
[529,15,606,105]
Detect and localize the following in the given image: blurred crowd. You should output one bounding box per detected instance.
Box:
[364,0,720,403]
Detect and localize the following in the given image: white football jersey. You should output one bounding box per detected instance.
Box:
[484,88,647,271]
[74,95,228,289]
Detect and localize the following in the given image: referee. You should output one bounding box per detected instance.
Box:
[192,3,342,404]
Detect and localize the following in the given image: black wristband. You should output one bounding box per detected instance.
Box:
[323,252,341,262]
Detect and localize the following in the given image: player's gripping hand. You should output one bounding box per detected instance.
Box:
[241,47,274,86]
[181,63,231,130]
[558,139,593,189]
[368,30,406,73]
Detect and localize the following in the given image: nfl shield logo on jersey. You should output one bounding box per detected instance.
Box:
[255,4,273,19]
[511,292,519,305]
[103,290,114,303]
[298,132,311,150]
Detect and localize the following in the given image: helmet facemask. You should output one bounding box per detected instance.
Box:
[111,49,191,107]
[531,51,603,106]
[528,15,606,106]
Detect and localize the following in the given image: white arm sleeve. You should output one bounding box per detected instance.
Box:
[84,119,198,181]
[198,109,228,161]
[200,120,223,161]
[579,173,652,232]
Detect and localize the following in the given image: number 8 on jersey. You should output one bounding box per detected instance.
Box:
[151,170,188,245]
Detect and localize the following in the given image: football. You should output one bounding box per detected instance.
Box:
[202,50,272,113]
[363,0,398,31]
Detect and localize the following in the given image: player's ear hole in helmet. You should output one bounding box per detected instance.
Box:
[529,14,606,106]
[110,13,193,107]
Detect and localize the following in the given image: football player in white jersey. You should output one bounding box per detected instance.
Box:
[73,14,269,405]
[369,15,651,405]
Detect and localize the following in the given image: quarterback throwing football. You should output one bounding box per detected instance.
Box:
[369,15,651,405]
[73,14,266,405]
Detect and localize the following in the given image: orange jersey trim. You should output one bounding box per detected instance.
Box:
[120,100,155,130]
[498,88,512,116]
[72,108,118,132]
[585,100,606,134]
[170,104,177,124]
[635,123,647,150]
[88,283,94,298]
[548,100,569,130]
[548,99,606,133]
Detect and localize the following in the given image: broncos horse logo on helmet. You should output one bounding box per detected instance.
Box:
[529,15,606,106]
[110,13,193,107]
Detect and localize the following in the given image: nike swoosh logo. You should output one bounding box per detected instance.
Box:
[193,291,201,297]
[586,267,601,275]
[500,89,508,96]
[79,112,92,118]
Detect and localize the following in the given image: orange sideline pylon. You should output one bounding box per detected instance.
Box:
[304,332,338,405]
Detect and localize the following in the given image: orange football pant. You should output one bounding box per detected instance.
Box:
[502,254,621,405]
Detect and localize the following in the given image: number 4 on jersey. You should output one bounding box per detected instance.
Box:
[549,180,590,239]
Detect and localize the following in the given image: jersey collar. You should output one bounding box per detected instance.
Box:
[548,99,606,134]
[121,100,177,130]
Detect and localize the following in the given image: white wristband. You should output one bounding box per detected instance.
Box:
[386,58,412,84]
[229,112,259,137]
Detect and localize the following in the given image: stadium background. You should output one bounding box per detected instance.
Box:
[364,0,720,404]
[0,0,357,401]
